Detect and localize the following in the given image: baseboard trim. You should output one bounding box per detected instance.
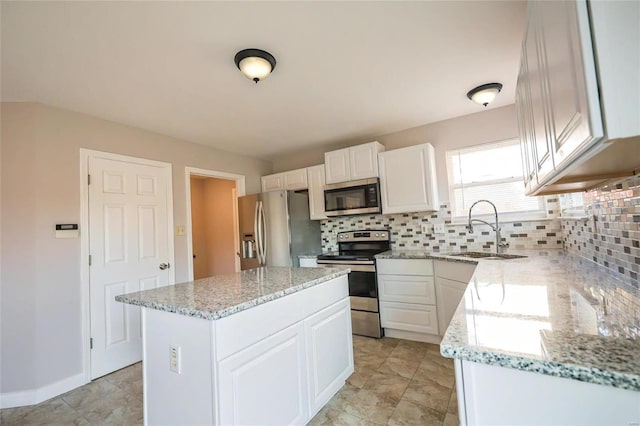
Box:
[0,373,87,409]
[384,328,442,344]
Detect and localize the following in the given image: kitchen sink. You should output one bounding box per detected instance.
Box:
[448,252,527,260]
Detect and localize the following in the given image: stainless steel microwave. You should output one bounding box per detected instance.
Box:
[324,178,382,217]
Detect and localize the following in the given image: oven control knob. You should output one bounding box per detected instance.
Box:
[375,233,380,237]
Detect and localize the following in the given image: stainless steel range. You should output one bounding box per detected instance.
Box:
[316,230,390,338]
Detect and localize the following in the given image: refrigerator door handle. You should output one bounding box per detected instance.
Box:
[254,201,262,264]
[260,201,267,265]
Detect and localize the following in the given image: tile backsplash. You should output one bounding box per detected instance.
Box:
[320,199,563,253]
[562,174,640,284]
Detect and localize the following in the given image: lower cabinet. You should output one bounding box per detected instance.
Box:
[379,301,438,335]
[435,277,468,336]
[455,359,640,425]
[218,323,309,425]
[434,260,476,336]
[377,259,439,342]
[219,297,353,424]
[305,298,353,416]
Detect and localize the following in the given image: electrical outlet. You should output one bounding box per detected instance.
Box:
[434,223,446,234]
[420,224,432,234]
[169,345,181,374]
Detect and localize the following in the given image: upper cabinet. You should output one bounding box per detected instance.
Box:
[261,168,308,192]
[517,0,640,195]
[378,143,439,214]
[324,141,385,184]
[307,165,328,220]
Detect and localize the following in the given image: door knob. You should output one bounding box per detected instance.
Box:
[159,263,170,270]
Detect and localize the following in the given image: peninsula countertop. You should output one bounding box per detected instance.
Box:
[376,249,640,391]
[115,266,350,321]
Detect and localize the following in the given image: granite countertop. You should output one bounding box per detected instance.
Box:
[376,249,640,391]
[115,266,350,321]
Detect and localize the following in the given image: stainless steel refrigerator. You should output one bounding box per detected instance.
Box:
[237,190,322,270]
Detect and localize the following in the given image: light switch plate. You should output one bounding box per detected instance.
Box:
[434,223,446,234]
[175,225,185,236]
[420,224,432,234]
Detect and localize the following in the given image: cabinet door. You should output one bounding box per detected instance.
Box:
[523,7,555,184]
[324,148,351,184]
[516,54,538,193]
[307,165,328,220]
[283,168,308,190]
[218,323,308,425]
[304,298,353,417]
[435,277,467,336]
[261,173,284,192]
[537,0,603,169]
[349,142,383,180]
[379,301,438,335]
[378,143,439,214]
[378,274,436,305]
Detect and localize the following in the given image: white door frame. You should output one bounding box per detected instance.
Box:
[185,167,246,281]
[80,148,175,383]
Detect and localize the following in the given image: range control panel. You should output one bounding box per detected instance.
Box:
[337,230,390,242]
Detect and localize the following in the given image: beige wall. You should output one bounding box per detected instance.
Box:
[204,178,237,276]
[0,102,272,394]
[190,178,210,279]
[272,104,518,199]
[190,177,237,279]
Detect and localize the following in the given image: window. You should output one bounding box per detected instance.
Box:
[446,139,546,219]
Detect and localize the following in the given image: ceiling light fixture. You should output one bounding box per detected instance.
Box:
[234,48,276,83]
[467,83,503,107]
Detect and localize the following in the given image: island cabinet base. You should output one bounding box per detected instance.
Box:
[455,359,640,426]
[141,275,353,426]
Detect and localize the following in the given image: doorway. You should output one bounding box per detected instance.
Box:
[185,168,246,281]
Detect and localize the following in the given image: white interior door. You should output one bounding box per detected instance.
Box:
[89,155,173,379]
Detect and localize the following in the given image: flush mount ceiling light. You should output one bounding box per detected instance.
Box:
[234,48,276,83]
[467,83,503,107]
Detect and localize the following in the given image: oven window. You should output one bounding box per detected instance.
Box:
[325,188,367,211]
[348,271,377,298]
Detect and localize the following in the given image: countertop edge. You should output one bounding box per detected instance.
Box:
[115,268,350,321]
[440,343,640,392]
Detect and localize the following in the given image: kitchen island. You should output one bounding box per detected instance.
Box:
[116,266,352,426]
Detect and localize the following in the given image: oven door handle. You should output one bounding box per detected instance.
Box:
[316,263,375,273]
[316,260,374,265]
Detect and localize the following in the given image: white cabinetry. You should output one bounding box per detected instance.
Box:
[261,173,284,192]
[324,141,385,184]
[517,0,640,195]
[378,143,439,214]
[307,165,328,220]
[435,260,476,336]
[218,323,308,425]
[261,168,308,192]
[377,258,439,342]
[141,275,353,425]
[305,298,353,415]
[455,359,640,426]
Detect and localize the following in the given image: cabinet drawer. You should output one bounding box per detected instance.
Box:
[378,275,435,304]
[376,259,433,276]
[380,301,438,335]
[435,260,476,283]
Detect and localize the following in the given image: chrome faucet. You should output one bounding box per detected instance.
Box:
[467,200,510,254]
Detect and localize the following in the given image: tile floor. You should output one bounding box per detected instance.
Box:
[1,337,459,426]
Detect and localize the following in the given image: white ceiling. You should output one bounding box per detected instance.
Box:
[1,1,527,160]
